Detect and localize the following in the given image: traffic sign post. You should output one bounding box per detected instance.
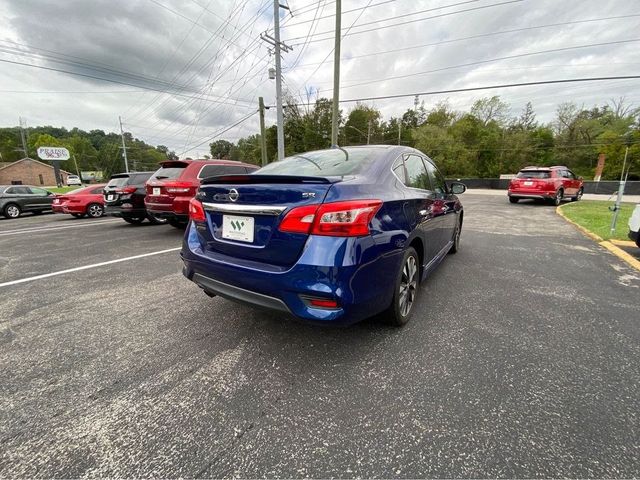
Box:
[37,147,70,188]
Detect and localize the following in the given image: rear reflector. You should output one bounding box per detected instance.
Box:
[279,200,382,237]
[189,198,206,222]
[301,296,340,309]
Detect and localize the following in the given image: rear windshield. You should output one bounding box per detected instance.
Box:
[257,148,378,176]
[198,164,253,179]
[127,173,153,185]
[150,166,186,181]
[68,187,87,194]
[106,176,129,188]
[517,170,551,179]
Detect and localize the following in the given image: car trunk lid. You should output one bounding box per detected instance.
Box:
[196,175,339,267]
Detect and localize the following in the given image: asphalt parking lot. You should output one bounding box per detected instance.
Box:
[1,193,639,478]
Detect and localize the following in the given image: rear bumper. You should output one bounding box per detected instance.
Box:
[145,197,190,218]
[105,204,147,218]
[62,204,86,214]
[508,189,554,200]
[52,204,65,213]
[181,223,402,325]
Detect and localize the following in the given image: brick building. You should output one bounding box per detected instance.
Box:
[0,158,70,186]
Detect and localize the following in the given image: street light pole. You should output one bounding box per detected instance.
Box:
[330,0,341,147]
[119,116,129,173]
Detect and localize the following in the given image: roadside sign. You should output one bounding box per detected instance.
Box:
[37,146,70,161]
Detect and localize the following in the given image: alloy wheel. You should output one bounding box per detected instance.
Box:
[399,255,418,317]
[87,204,103,218]
[6,205,20,218]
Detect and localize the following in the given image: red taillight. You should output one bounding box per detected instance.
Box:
[308,298,339,308]
[279,200,382,237]
[189,198,206,222]
[116,186,136,194]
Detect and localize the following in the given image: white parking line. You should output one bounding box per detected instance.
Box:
[0,219,121,236]
[0,247,182,288]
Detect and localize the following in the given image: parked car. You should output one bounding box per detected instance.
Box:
[145,159,259,229]
[66,174,82,186]
[629,203,640,248]
[52,184,106,218]
[181,146,465,326]
[103,172,166,225]
[508,166,583,205]
[0,185,55,218]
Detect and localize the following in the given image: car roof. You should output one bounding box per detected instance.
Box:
[521,166,567,170]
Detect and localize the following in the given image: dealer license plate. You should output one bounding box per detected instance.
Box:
[524,181,533,186]
[106,194,115,201]
[153,187,161,195]
[222,215,254,243]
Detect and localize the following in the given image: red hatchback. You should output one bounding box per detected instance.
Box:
[52,184,107,218]
[508,166,584,206]
[145,159,259,228]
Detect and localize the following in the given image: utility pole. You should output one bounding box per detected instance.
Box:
[18,117,28,157]
[398,119,402,145]
[119,116,129,173]
[72,155,82,180]
[330,0,341,147]
[610,145,629,234]
[259,97,268,166]
[261,3,291,161]
[367,118,371,145]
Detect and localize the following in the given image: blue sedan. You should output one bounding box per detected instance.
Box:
[181,145,465,326]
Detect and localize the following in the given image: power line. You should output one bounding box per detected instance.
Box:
[284,0,524,44]
[289,14,640,69]
[336,39,640,91]
[282,0,395,28]
[272,75,640,107]
[178,110,259,156]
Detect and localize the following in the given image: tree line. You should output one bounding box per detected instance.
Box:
[1,96,637,180]
[0,126,178,178]
[213,96,640,180]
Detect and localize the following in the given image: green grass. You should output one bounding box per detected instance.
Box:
[560,200,635,241]
[46,186,80,194]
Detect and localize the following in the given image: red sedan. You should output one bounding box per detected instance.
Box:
[53,184,106,218]
[508,166,584,206]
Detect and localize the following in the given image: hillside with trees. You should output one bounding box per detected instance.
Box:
[1,96,637,180]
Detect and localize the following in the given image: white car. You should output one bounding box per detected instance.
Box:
[66,175,82,186]
[629,203,640,248]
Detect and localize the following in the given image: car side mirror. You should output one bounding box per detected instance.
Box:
[450,182,466,195]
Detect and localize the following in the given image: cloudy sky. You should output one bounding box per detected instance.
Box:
[0,0,638,158]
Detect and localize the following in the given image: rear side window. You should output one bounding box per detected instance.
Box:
[517,170,551,179]
[257,148,378,176]
[404,155,430,190]
[8,186,31,194]
[30,187,49,196]
[392,159,407,184]
[150,166,186,181]
[198,164,252,179]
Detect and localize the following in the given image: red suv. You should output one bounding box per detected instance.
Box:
[508,166,584,206]
[145,159,259,228]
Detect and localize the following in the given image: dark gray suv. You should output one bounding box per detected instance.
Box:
[0,185,55,219]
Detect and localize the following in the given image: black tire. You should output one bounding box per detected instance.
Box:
[86,203,104,218]
[636,237,640,249]
[449,216,462,254]
[571,188,584,202]
[3,203,21,219]
[147,213,168,225]
[122,216,145,225]
[71,213,85,218]
[509,197,519,204]
[385,247,420,327]
[550,189,563,206]
[168,218,188,229]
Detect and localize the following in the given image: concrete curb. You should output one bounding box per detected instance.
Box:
[555,205,603,242]
[556,205,640,272]
[611,239,638,248]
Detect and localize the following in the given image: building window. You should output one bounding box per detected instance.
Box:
[39,174,44,185]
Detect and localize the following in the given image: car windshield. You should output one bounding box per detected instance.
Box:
[257,148,379,176]
[517,170,551,179]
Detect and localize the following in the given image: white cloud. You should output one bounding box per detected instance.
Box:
[0,0,638,158]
